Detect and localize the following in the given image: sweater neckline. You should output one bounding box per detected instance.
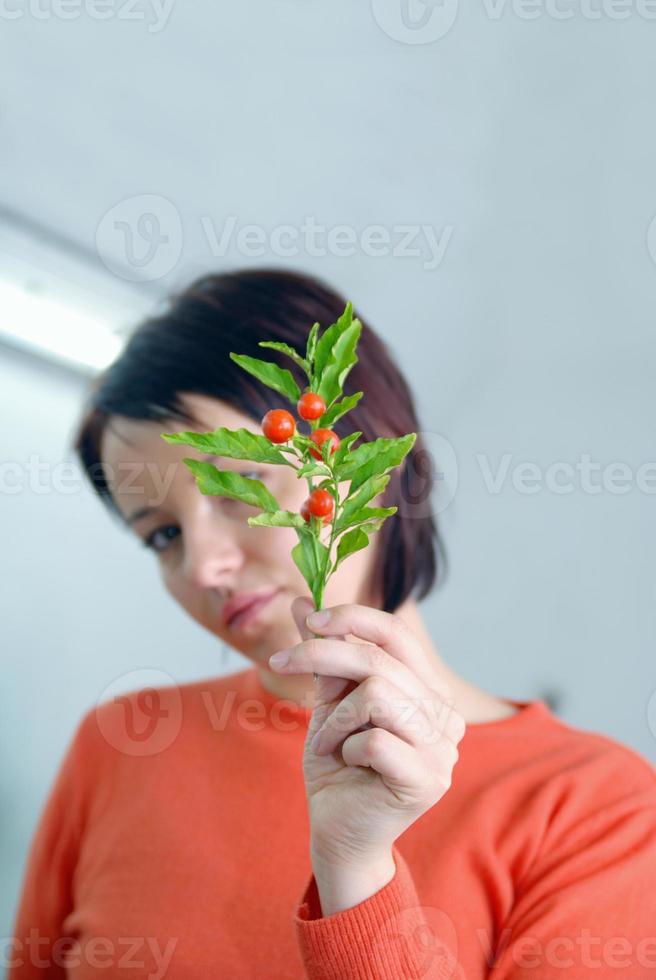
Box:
[245,667,314,719]
[242,668,550,733]
[462,696,550,732]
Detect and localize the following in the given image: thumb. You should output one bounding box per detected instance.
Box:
[290,595,352,719]
[290,595,317,642]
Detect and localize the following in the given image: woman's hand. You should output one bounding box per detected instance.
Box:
[269,597,466,876]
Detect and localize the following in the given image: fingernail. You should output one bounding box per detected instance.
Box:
[307,610,330,628]
[269,650,290,668]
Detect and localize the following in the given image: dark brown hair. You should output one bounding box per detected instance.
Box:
[72,268,447,612]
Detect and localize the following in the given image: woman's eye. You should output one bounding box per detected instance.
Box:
[142,526,180,554]
[140,473,264,550]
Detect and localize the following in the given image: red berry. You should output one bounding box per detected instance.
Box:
[262,409,296,444]
[297,391,326,421]
[308,488,334,520]
[301,496,331,525]
[309,428,340,461]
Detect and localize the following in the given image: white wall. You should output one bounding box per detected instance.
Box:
[2,0,655,943]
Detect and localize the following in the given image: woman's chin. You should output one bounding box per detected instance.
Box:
[230,626,294,663]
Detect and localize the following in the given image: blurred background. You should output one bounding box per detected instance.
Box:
[2,0,655,946]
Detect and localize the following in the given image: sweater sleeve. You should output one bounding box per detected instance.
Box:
[292,748,656,980]
[8,709,97,979]
[490,751,656,979]
[292,844,462,979]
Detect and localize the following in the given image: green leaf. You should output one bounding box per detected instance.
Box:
[316,319,362,409]
[335,434,416,491]
[332,431,362,468]
[161,427,290,465]
[333,524,380,572]
[229,353,301,404]
[334,505,397,535]
[313,302,353,377]
[248,511,306,528]
[182,460,279,512]
[258,341,310,377]
[292,527,328,607]
[292,433,314,454]
[306,321,320,366]
[336,473,391,531]
[296,460,330,480]
[319,391,363,428]
[320,436,335,465]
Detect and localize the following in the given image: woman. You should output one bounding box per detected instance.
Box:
[10,269,656,979]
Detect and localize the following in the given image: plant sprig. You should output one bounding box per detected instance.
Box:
[161,302,416,612]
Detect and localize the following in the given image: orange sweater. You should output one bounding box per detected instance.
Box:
[9,667,656,979]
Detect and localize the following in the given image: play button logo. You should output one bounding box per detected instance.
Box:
[371,0,459,43]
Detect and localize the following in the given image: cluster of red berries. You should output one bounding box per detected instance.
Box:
[261,392,340,524]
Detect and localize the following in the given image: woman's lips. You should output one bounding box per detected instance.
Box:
[225,589,280,631]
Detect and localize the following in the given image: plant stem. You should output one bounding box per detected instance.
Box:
[323,463,341,583]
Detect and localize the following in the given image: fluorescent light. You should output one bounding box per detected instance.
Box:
[0,278,124,372]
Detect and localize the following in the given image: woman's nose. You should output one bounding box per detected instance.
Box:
[181,513,243,591]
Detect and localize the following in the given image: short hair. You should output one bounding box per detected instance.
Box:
[72,267,448,612]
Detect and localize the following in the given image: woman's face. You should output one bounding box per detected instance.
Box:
[100,392,381,668]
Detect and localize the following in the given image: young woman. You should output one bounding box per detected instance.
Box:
[10,269,656,979]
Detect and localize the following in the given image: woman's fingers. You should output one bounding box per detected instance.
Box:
[270,632,440,707]
[289,596,353,709]
[282,599,463,753]
[339,728,458,809]
[304,603,453,702]
[311,675,443,757]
